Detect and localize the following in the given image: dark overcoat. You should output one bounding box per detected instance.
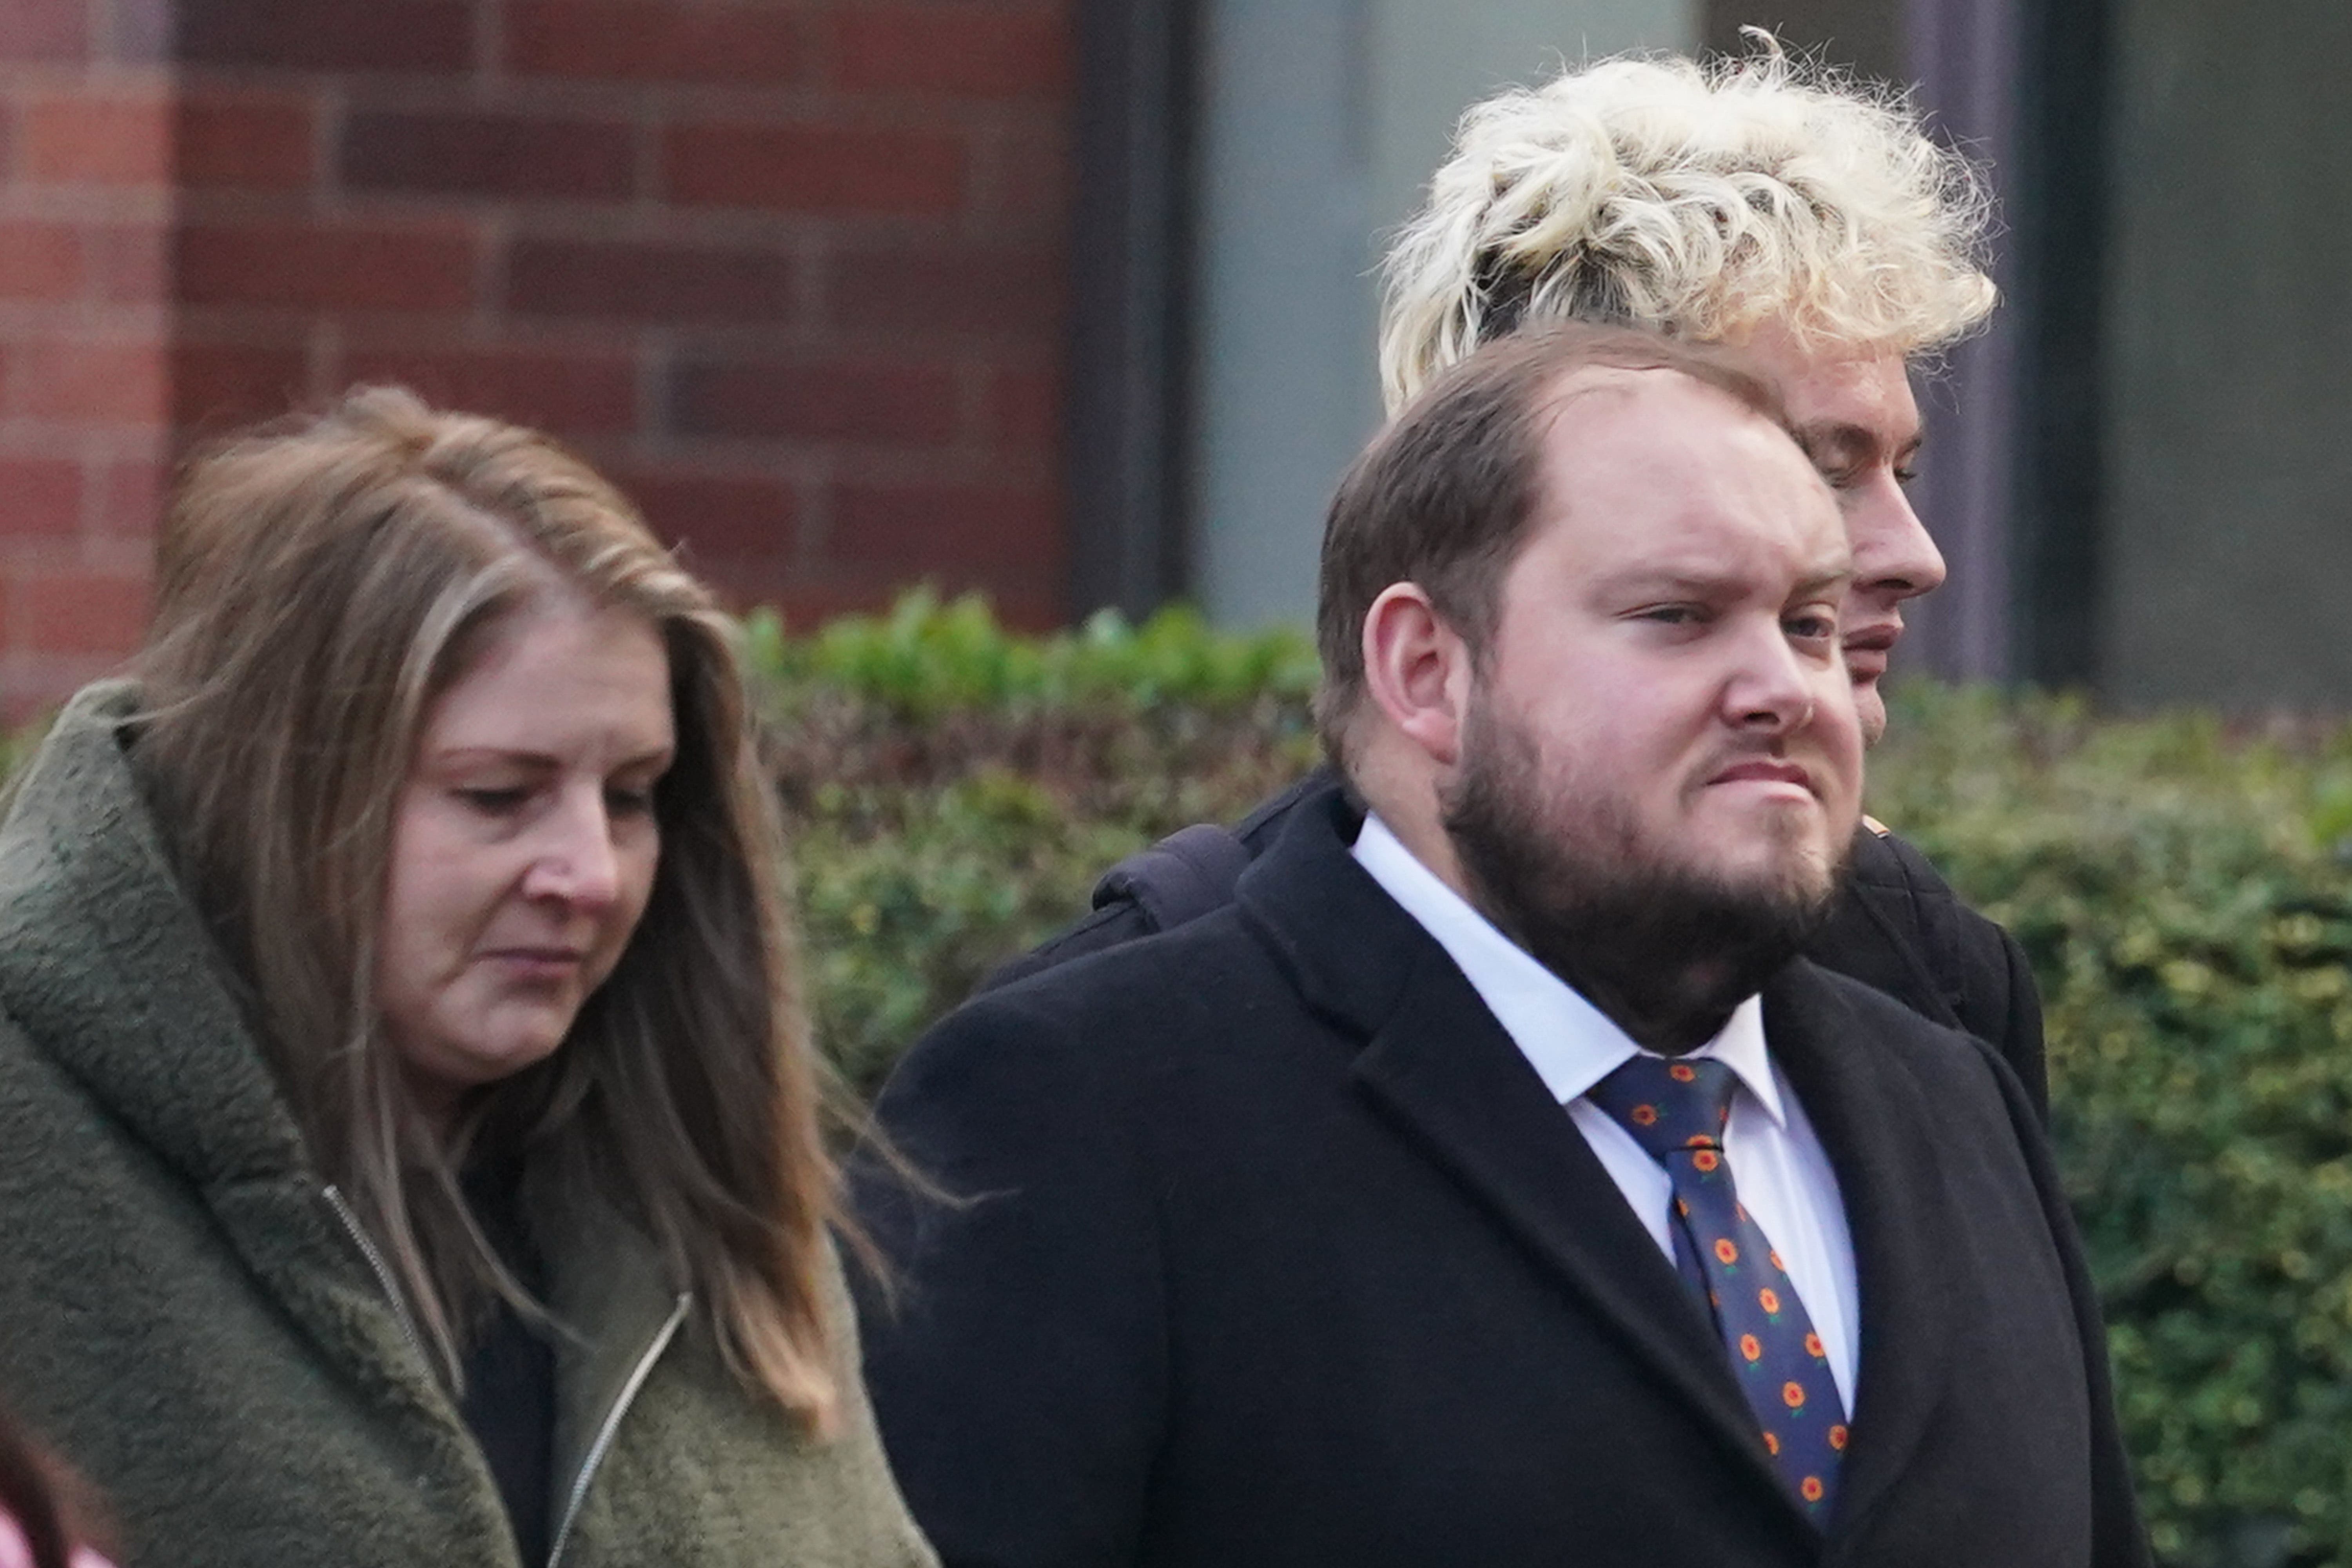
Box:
[860,789,2145,1568]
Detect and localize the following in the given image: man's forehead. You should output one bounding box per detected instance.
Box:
[1530,364,1802,475]
[1532,361,1760,441]
[1525,376,1846,564]
[1714,330,1922,454]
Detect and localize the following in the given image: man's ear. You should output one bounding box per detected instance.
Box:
[1361,582,1473,769]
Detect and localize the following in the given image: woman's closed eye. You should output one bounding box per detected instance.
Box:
[605,784,657,818]
[454,785,533,816]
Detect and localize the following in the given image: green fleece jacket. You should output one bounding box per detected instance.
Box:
[0,684,938,1568]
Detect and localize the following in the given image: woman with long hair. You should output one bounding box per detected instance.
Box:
[0,388,934,1567]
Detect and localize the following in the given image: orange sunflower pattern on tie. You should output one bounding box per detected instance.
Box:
[1587,1054,1847,1519]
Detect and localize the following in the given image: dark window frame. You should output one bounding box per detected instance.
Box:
[1063,0,1199,619]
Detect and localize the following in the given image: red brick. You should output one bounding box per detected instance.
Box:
[0,0,85,62]
[0,461,84,539]
[176,220,477,312]
[342,111,636,201]
[987,580,1062,631]
[506,2,805,87]
[613,468,799,561]
[828,479,1057,572]
[8,339,169,425]
[86,224,169,304]
[16,568,149,656]
[20,94,174,186]
[744,579,896,628]
[707,561,1046,631]
[663,121,964,215]
[988,364,1061,457]
[982,118,1073,227]
[668,356,957,444]
[177,92,316,191]
[829,5,1070,98]
[0,223,84,302]
[1,659,128,724]
[179,0,472,73]
[170,340,310,431]
[762,561,1055,629]
[505,238,800,325]
[91,459,165,537]
[827,244,1063,337]
[338,344,639,434]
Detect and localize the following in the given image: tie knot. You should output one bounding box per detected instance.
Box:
[1586,1054,1739,1164]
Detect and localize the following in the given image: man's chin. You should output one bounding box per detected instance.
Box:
[1699,855,1841,918]
[1853,677,1889,748]
[1684,817,1853,909]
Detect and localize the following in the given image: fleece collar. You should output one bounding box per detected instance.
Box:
[0,681,311,1191]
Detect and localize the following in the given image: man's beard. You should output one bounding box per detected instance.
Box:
[1439,698,1847,1055]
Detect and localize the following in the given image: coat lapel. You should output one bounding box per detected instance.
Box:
[1240,793,1808,1528]
[1762,963,1959,1543]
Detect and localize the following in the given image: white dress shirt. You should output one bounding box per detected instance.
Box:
[1352,812,1860,1412]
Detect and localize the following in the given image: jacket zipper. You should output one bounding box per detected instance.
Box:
[327,1184,689,1568]
[322,1184,429,1368]
[545,1292,690,1568]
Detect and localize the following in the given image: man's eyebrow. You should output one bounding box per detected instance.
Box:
[1793,420,1924,468]
[1597,566,1744,596]
[1793,564,1857,599]
[1594,563,1854,603]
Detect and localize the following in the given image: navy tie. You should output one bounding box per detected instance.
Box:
[1586,1054,1846,1519]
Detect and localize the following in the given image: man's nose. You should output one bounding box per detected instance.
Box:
[1724,624,1818,731]
[1846,481,1947,604]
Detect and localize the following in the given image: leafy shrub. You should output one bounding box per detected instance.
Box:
[1867,686,2352,1568]
[755,590,1319,1094]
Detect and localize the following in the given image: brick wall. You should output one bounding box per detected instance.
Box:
[0,0,1074,714]
[0,0,174,712]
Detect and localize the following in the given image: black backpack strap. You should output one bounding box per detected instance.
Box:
[1091,823,1256,935]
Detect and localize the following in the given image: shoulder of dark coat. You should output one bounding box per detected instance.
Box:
[1857,826,2018,958]
[965,902,1272,1033]
[977,770,1342,995]
[1789,956,2026,1094]
[974,899,1154,994]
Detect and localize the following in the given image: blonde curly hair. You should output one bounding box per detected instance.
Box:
[1379,45,1997,411]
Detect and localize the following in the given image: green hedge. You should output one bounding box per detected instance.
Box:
[759,593,2352,1568]
[758,590,1321,1094]
[1862,688,2352,1568]
[10,595,2343,1564]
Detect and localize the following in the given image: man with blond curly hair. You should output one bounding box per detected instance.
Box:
[1381,45,1992,750]
[986,48,2050,1123]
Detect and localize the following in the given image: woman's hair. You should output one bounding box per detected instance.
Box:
[1379,42,1998,411]
[135,386,849,1430]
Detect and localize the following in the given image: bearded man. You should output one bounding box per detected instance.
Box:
[855,325,2146,1568]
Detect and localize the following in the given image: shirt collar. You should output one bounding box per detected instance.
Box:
[1350,811,1785,1125]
